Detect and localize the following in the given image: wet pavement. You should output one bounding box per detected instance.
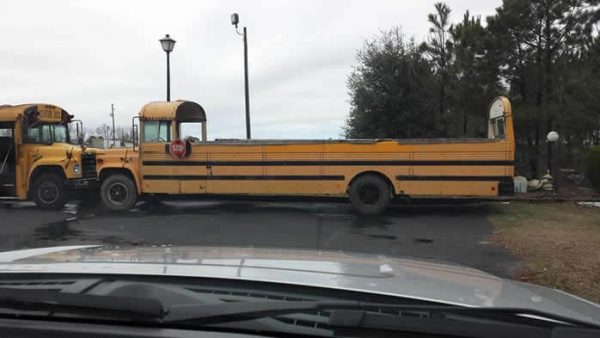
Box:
[0,199,520,278]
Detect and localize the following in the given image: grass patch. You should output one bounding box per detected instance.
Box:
[488,202,600,303]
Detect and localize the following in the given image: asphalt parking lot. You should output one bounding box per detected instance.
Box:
[0,199,520,278]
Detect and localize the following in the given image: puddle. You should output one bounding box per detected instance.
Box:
[414,238,434,244]
[366,234,397,240]
[1,201,36,210]
[35,218,81,240]
[317,213,354,221]
[101,235,145,246]
[350,216,393,229]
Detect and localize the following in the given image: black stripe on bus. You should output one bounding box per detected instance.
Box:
[143,175,345,181]
[142,160,514,166]
[396,176,511,181]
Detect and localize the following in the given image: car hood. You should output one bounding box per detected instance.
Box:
[0,245,598,325]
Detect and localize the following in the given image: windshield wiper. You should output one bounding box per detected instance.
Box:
[329,309,546,338]
[0,287,163,321]
[328,309,600,338]
[165,300,362,323]
[2,286,598,337]
[163,300,600,331]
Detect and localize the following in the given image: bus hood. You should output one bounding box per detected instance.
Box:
[0,245,598,325]
[34,143,82,155]
[32,143,102,162]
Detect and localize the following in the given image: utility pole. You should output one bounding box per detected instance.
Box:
[110,104,116,147]
[231,13,251,139]
[243,26,251,139]
[104,125,109,149]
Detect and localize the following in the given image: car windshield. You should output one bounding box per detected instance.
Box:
[24,123,69,144]
[1,1,600,337]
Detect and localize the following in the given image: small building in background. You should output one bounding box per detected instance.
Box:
[86,135,105,149]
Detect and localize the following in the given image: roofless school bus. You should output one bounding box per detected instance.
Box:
[94,96,514,215]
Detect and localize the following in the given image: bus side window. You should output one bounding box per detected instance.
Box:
[178,122,204,143]
[143,121,171,143]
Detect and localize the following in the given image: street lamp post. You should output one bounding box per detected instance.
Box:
[231,13,251,139]
[547,131,560,193]
[159,34,176,102]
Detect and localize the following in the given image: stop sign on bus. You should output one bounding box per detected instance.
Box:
[169,139,187,159]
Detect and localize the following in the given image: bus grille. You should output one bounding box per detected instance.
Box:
[81,152,97,179]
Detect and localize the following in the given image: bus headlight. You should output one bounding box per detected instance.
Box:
[73,164,81,174]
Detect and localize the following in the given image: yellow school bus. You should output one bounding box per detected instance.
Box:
[96,96,514,215]
[0,104,96,209]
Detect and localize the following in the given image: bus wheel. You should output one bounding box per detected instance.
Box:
[349,175,391,216]
[100,174,137,211]
[32,173,68,210]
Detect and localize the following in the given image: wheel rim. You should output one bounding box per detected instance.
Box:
[37,181,59,205]
[107,182,129,205]
[358,183,381,205]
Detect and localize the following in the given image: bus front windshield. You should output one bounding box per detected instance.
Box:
[24,124,69,144]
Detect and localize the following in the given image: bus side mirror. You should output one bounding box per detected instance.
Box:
[71,120,84,146]
[77,122,83,146]
[132,116,139,151]
[132,125,137,151]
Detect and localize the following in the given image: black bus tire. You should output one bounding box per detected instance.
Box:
[349,175,391,216]
[100,174,138,211]
[32,173,68,210]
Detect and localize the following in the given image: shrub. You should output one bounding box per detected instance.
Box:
[585,146,600,192]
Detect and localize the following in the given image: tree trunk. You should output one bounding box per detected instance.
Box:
[531,123,541,177]
[440,81,446,137]
[463,110,468,136]
[526,136,537,178]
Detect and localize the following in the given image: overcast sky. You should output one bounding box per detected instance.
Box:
[0,0,502,139]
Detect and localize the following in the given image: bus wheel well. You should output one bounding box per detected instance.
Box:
[29,166,65,184]
[30,165,66,178]
[347,171,395,196]
[99,168,136,186]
